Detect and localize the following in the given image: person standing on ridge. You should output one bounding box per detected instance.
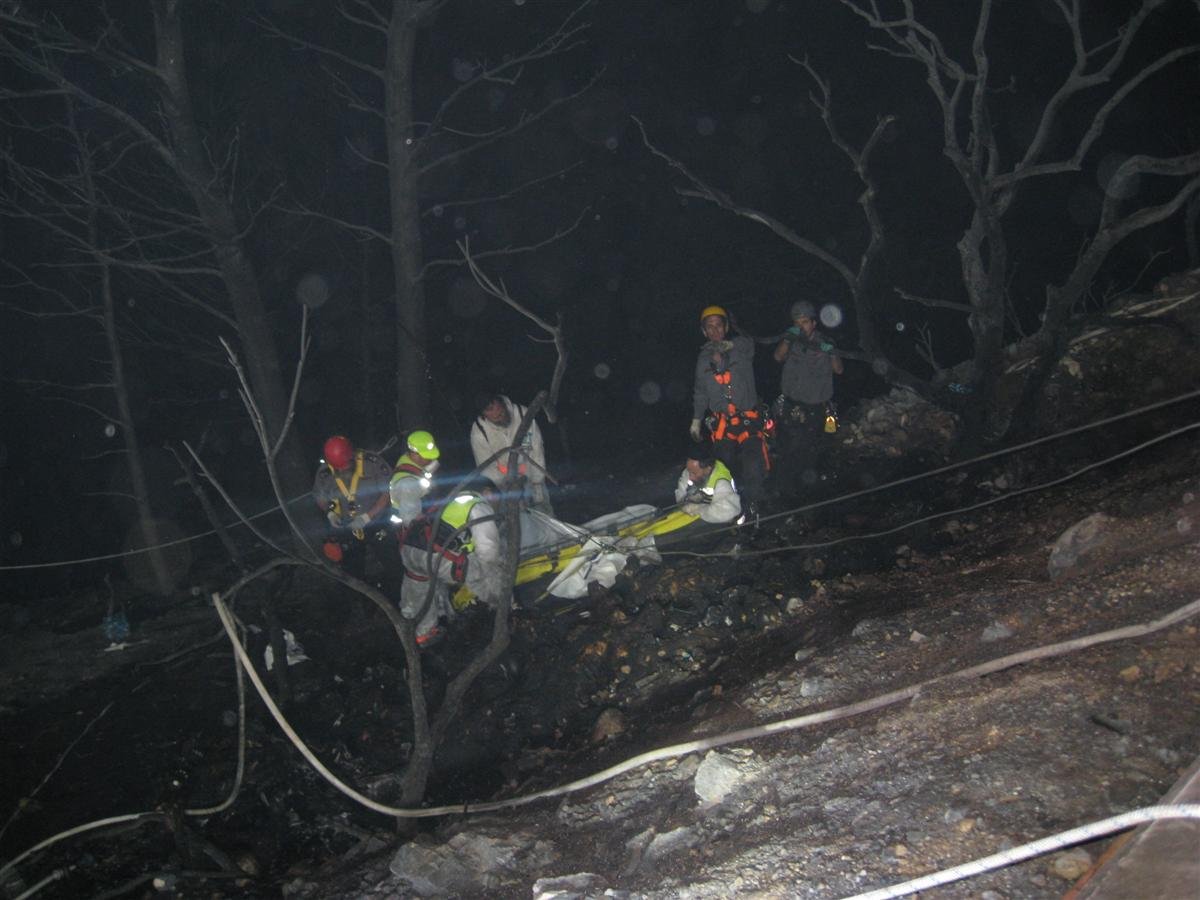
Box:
[772,300,843,499]
[690,305,767,521]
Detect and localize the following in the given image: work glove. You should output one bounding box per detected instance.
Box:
[715,339,734,352]
[819,341,834,352]
[689,418,702,441]
[785,325,802,338]
[349,513,372,531]
[326,509,341,527]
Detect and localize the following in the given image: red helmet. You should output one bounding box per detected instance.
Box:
[323,435,353,469]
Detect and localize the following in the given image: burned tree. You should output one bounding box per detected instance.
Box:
[0,1,312,498]
[634,61,916,388]
[839,0,1200,436]
[0,101,184,594]
[260,0,597,431]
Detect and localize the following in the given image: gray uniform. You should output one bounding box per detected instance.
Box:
[781,330,835,404]
[692,335,759,419]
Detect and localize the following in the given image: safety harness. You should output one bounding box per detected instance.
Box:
[402,492,481,585]
[709,362,772,471]
[329,451,367,539]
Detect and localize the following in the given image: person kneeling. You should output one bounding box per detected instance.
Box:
[650,444,744,552]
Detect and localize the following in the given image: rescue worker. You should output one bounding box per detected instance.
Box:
[690,305,766,521]
[313,435,401,591]
[469,393,554,516]
[388,430,442,529]
[675,443,742,524]
[635,443,744,552]
[398,490,505,645]
[772,300,843,499]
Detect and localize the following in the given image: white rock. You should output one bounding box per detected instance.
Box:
[980,622,1014,642]
[694,751,745,804]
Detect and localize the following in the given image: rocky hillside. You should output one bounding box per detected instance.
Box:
[1,275,1198,900]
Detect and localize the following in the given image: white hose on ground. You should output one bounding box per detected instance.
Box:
[210,592,1200,818]
[841,804,1200,900]
[0,814,151,883]
[6,589,1196,883]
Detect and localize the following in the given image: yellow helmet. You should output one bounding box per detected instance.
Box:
[699,304,728,323]
[406,430,440,460]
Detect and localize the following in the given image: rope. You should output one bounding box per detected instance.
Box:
[3,387,1197,574]
[662,418,1200,559]
[842,804,1200,900]
[0,492,312,572]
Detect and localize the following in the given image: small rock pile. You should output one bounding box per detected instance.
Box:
[841,387,959,458]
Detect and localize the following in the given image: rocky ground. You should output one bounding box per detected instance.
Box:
[1,277,1198,899]
[277,429,1200,899]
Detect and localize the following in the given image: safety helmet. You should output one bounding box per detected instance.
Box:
[407,430,440,460]
[323,435,353,469]
[790,300,816,321]
[699,305,728,323]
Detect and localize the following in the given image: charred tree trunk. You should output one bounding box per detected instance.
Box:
[957,205,1010,441]
[385,1,432,432]
[72,104,173,596]
[152,0,309,498]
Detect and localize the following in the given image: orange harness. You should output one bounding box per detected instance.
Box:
[709,363,772,469]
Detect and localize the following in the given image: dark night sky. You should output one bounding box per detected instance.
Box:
[2,0,1198,585]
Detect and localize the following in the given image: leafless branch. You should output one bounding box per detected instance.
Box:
[633,115,856,286]
[422,161,582,218]
[414,0,594,165]
[457,237,567,421]
[255,13,385,81]
[896,287,973,314]
[913,322,944,375]
[416,67,603,178]
[279,201,394,246]
[423,205,589,276]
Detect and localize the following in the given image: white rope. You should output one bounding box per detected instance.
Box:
[842,804,1200,900]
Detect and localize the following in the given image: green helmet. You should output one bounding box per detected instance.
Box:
[407,430,440,460]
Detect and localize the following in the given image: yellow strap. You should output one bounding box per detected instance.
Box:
[330,453,366,538]
[331,452,365,505]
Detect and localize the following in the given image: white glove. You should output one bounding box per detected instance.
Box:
[715,339,734,352]
[326,509,341,527]
[349,513,372,531]
[689,418,702,441]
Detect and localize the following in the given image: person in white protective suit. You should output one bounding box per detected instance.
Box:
[469,393,554,516]
[398,491,505,646]
[388,430,441,529]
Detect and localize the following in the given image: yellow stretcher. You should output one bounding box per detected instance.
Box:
[452,506,702,609]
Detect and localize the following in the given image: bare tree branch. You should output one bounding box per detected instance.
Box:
[458,237,568,421]
[423,205,589,277]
